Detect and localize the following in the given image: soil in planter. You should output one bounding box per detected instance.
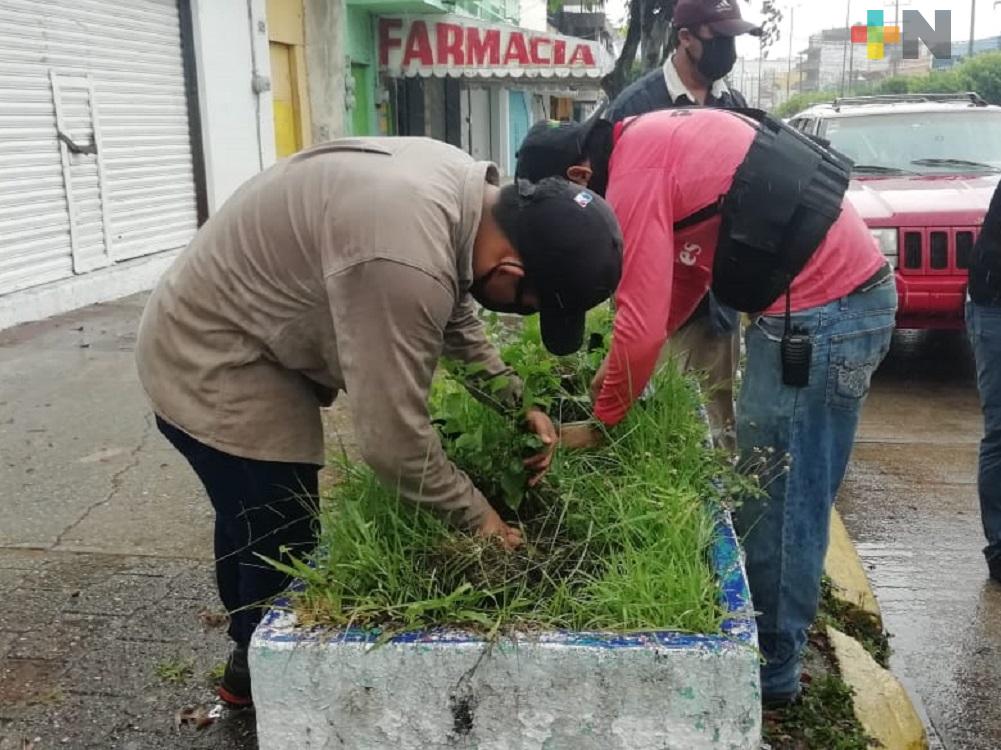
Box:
[272,310,754,637]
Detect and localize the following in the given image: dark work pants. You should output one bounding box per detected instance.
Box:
[156,416,319,648]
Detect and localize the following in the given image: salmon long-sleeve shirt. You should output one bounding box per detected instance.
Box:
[594,108,885,426]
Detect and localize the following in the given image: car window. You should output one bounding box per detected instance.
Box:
[823,111,1001,174]
[791,118,812,133]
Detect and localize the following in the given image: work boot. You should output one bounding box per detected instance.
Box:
[217,644,253,707]
[762,688,801,711]
[762,671,809,710]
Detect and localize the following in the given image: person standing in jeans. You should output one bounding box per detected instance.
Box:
[136,138,622,706]
[553,108,897,706]
[967,180,1001,582]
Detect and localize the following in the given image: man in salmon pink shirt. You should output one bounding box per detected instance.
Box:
[527,107,897,706]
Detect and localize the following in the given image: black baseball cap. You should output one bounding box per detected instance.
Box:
[513,178,622,355]
[672,0,762,37]
[515,119,599,184]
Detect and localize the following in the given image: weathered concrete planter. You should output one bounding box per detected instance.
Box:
[250,506,760,749]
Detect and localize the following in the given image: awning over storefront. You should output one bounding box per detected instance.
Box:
[378,14,614,79]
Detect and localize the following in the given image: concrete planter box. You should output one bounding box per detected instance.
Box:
[250,505,760,749]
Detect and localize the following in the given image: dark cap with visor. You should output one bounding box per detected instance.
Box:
[514,119,598,183]
[512,178,622,355]
[672,0,762,36]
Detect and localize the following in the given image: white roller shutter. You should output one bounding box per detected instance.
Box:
[0,0,198,296]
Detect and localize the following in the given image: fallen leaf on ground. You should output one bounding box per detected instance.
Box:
[175,703,223,731]
[198,611,229,629]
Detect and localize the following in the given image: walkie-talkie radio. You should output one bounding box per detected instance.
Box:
[781,328,812,387]
[780,288,812,388]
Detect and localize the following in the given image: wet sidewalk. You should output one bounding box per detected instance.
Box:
[0,295,256,749]
[838,330,1001,750]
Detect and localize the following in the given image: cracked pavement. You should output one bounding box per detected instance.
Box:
[0,295,257,749]
[0,297,210,558]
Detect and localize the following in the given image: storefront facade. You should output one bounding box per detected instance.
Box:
[344,0,610,174]
[377,14,610,174]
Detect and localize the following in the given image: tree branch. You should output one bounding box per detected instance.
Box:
[601,0,644,99]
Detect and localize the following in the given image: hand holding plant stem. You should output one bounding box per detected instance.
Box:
[475,506,524,550]
[523,408,557,486]
[590,355,609,404]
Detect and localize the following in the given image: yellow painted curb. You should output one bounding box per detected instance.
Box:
[828,625,928,750]
[825,508,882,620]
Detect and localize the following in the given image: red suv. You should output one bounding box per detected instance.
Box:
[789,93,1001,329]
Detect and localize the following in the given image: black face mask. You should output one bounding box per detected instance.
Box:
[468,261,536,315]
[687,34,737,83]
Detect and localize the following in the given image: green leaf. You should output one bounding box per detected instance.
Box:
[500,471,524,510]
[487,375,510,394]
[455,610,499,628]
[454,427,483,453]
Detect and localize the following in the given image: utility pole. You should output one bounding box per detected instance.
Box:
[970,0,977,60]
[787,5,794,98]
[848,31,855,96]
[840,0,851,96]
[758,34,765,108]
[892,0,900,76]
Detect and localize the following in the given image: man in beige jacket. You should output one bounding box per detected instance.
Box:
[136,136,622,705]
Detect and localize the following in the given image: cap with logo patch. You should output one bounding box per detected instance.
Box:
[672,0,762,37]
[513,177,623,355]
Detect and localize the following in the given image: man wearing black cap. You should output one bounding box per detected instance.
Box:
[515,0,762,181]
[136,137,621,706]
[606,0,760,120]
[515,0,761,454]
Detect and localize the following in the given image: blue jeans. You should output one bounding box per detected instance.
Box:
[966,301,1001,564]
[733,276,897,697]
[709,291,741,336]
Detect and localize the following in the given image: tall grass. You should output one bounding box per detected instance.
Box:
[274,318,731,636]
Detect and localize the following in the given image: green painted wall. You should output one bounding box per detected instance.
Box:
[347,7,377,135]
[347,6,374,63]
[351,64,373,135]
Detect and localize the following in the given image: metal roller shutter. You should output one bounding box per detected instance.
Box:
[0,0,198,296]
